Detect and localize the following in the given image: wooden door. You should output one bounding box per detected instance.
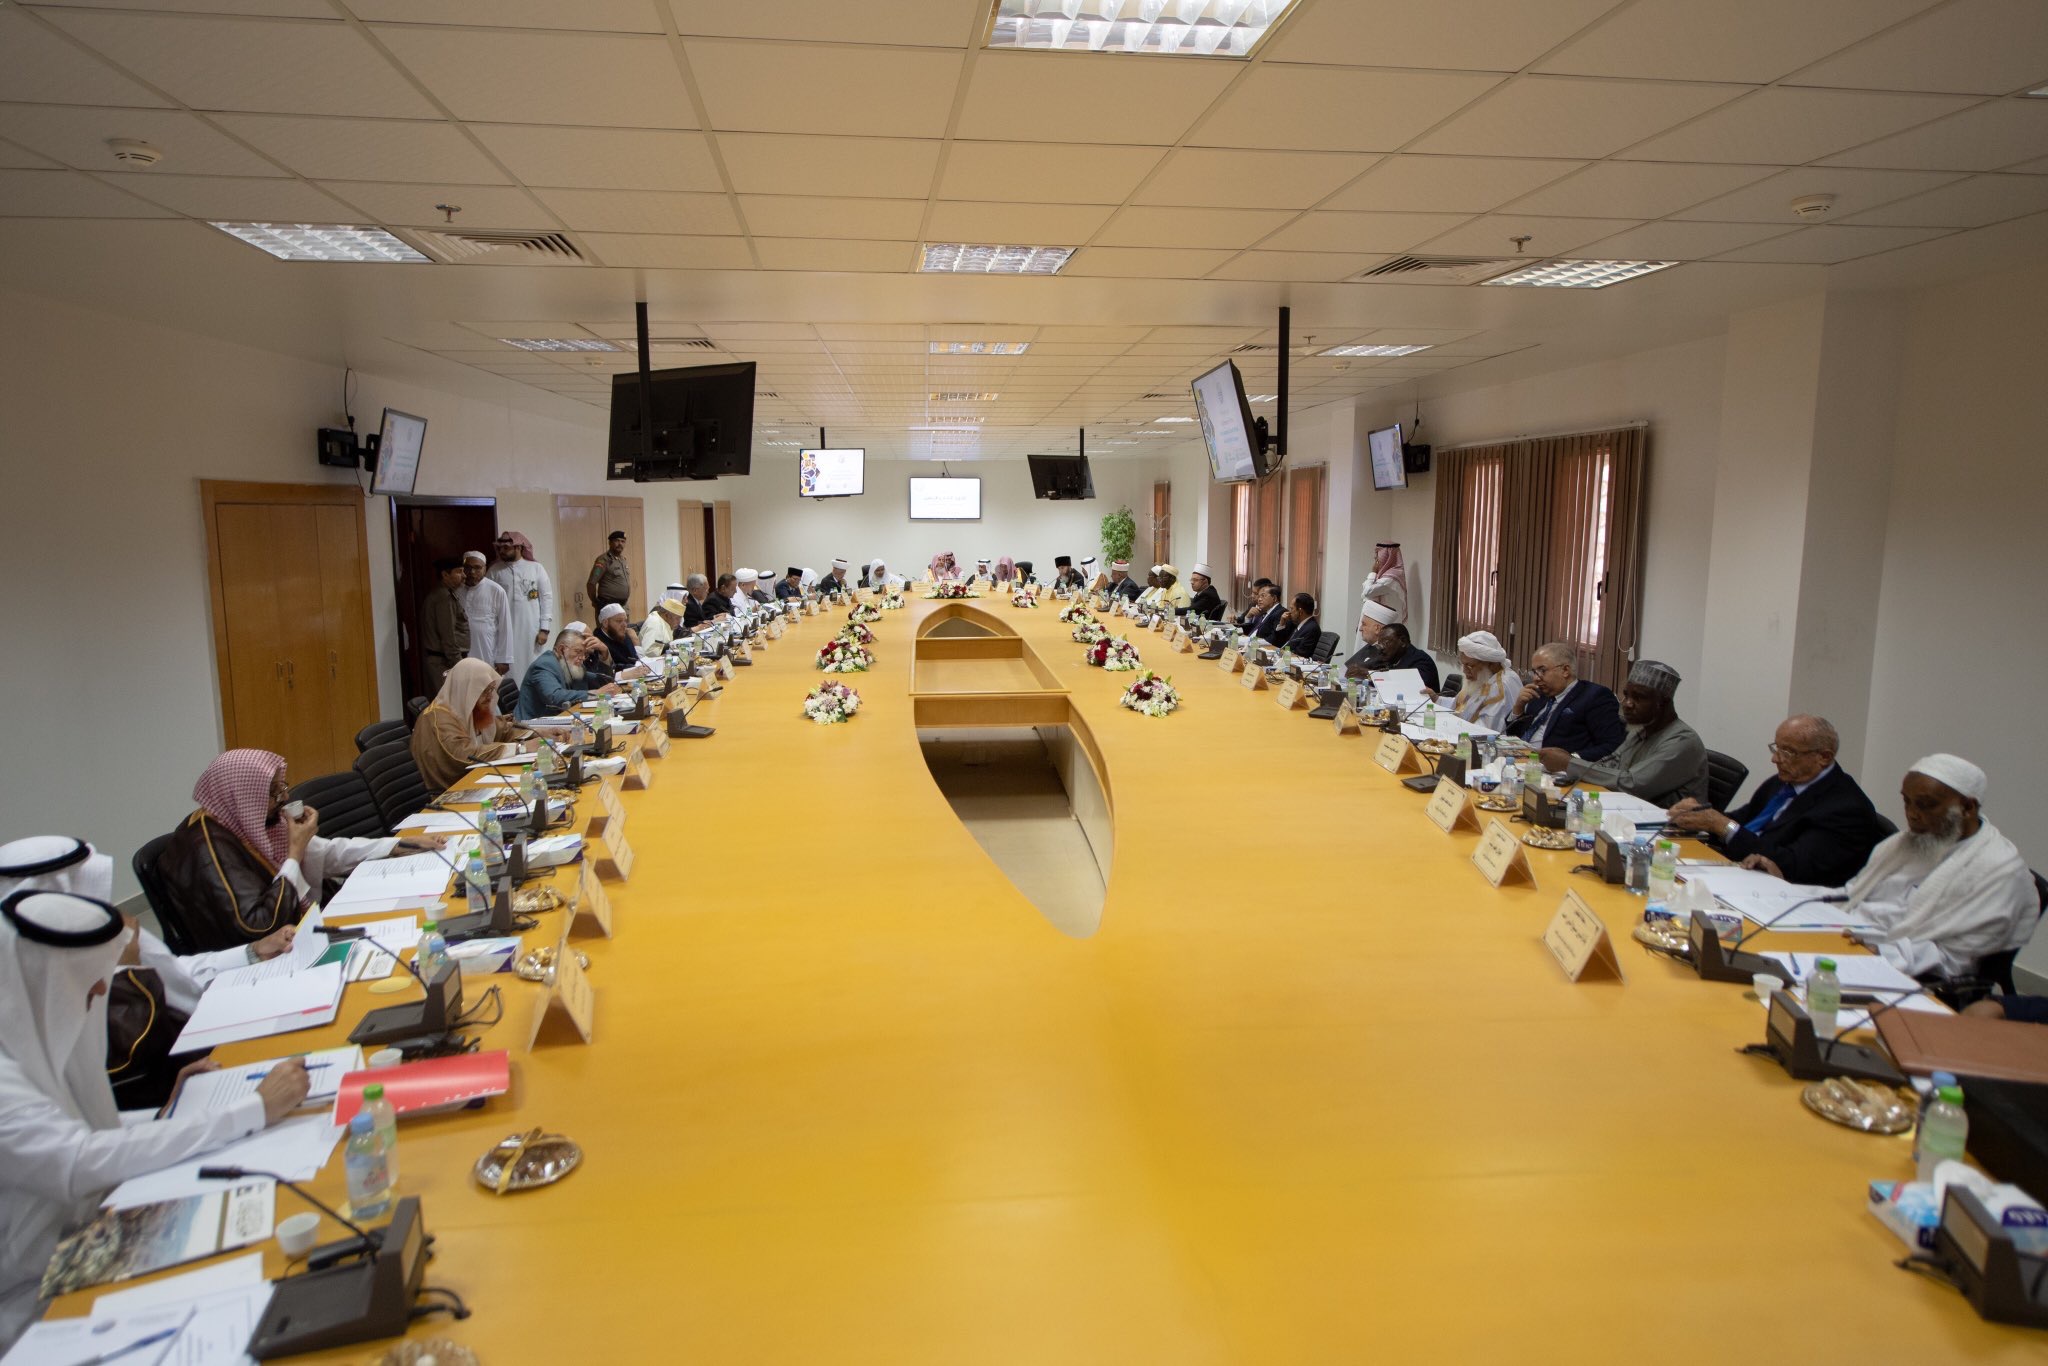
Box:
[553,495,607,625]
[391,498,496,702]
[676,499,707,587]
[203,481,378,780]
[609,497,646,620]
[711,501,733,580]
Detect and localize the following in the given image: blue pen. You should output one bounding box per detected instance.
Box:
[242,1063,332,1081]
[83,1327,180,1364]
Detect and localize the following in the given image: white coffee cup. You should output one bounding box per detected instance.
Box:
[368,1048,403,1069]
[1752,973,1785,1005]
[277,1211,320,1258]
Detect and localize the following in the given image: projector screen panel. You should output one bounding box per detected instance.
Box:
[908,476,981,521]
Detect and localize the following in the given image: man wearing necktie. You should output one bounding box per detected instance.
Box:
[1666,714,1889,887]
[1505,642,1624,760]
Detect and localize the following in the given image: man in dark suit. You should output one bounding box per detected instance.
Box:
[1666,715,1888,887]
[1343,600,1396,677]
[1107,559,1143,601]
[1235,577,1275,630]
[1183,563,1225,621]
[1505,641,1625,761]
[1281,593,1321,657]
[1369,622,1439,693]
[1244,583,1287,644]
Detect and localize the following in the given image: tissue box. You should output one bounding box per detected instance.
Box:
[1868,1171,2048,1253]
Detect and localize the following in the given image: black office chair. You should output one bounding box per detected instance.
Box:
[1871,811,1899,840]
[1440,672,1463,696]
[497,675,519,717]
[1917,871,2046,1011]
[1311,631,1338,664]
[405,694,431,725]
[354,739,433,834]
[289,770,388,841]
[130,831,195,955]
[1705,750,1749,813]
[355,719,408,752]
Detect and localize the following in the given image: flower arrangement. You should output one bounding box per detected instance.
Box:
[837,622,876,647]
[1058,603,1095,625]
[816,638,873,673]
[1087,636,1142,671]
[1011,591,1038,608]
[924,582,975,600]
[1072,620,1108,644]
[803,680,861,724]
[882,592,906,610]
[1120,670,1181,717]
[848,603,882,624]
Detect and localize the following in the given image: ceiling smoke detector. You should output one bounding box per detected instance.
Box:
[106,138,162,166]
[1790,194,1836,222]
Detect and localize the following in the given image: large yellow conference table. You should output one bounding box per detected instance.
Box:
[58,593,2037,1362]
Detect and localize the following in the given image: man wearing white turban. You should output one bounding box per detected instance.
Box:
[1445,631,1520,731]
[1343,600,1398,677]
[1828,755,2036,978]
[0,882,308,1345]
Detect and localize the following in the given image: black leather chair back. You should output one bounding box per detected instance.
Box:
[405,694,431,725]
[353,739,432,834]
[1872,811,1899,840]
[131,831,195,955]
[497,675,519,717]
[1441,672,1463,697]
[1705,749,1748,812]
[290,770,388,841]
[1312,631,1338,664]
[355,719,408,752]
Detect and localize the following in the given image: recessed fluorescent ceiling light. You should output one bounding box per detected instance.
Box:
[930,391,1001,401]
[930,341,1031,355]
[1136,429,1171,435]
[1153,414,1197,422]
[1319,344,1431,357]
[921,243,1074,274]
[2026,83,2048,98]
[1482,259,1677,289]
[498,337,618,352]
[911,424,985,432]
[988,0,1301,58]
[209,222,428,263]
[1246,393,1277,402]
[765,440,802,447]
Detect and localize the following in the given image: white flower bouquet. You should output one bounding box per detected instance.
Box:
[838,621,876,646]
[1072,621,1108,644]
[1120,670,1181,717]
[803,680,862,724]
[1086,636,1142,671]
[816,638,873,673]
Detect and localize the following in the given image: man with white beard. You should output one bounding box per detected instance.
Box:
[1811,754,2035,978]
[516,627,621,720]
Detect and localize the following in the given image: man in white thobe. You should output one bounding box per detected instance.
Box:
[488,531,555,676]
[458,550,516,676]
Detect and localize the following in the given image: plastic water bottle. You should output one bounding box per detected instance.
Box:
[1501,760,1523,800]
[1912,1071,1959,1168]
[480,798,502,865]
[1584,791,1603,839]
[362,1082,399,1191]
[1916,1085,1969,1182]
[1521,756,1543,795]
[464,849,489,915]
[1645,838,1679,917]
[1454,733,1472,767]
[1627,832,1653,896]
[1809,957,1842,1039]
[1565,789,1585,843]
[416,921,447,982]
[344,1111,393,1219]
[1422,700,1438,732]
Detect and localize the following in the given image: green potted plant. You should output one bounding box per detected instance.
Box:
[1100,505,1136,566]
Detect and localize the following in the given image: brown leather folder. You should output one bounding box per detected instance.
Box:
[1876,1010,2048,1082]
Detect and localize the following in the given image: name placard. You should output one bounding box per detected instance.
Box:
[1333,703,1362,736]
[1472,818,1537,889]
[1173,634,1194,654]
[1218,648,1243,674]
[716,656,735,680]
[1374,733,1420,774]
[1238,663,1268,691]
[769,618,784,640]
[1425,776,1482,833]
[586,814,634,882]
[622,746,653,791]
[643,723,670,759]
[1274,678,1305,711]
[1542,888,1625,983]
[569,859,613,939]
[1151,615,1166,633]
[596,776,626,830]
[525,927,595,1049]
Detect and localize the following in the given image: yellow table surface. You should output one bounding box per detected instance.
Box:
[53,598,2037,1362]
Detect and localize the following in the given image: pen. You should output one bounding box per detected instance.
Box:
[82,1327,180,1364]
[242,1063,332,1081]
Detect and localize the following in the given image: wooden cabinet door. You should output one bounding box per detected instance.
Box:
[675,499,707,588]
[607,497,645,620]
[711,500,733,581]
[214,503,290,762]
[315,503,378,768]
[553,495,608,624]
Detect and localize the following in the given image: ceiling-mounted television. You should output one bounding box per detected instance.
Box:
[798,448,864,498]
[1026,454,1095,500]
[1368,423,1408,491]
[370,408,426,495]
[606,361,755,482]
[1190,359,1270,482]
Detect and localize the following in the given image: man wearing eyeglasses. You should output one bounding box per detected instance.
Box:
[1666,714,1887,887]
[1504,642,1624,760]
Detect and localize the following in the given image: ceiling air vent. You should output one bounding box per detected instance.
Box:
[1139,391,1180,399]
[411,229,587,265]
[1227,343,1274,354]
[755,390,780,398]
[654,337,719,350]
[1359,255,1518,285]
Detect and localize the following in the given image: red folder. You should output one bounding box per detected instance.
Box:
[332,1050,511,1126]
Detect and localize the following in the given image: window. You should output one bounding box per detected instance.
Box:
[1285,464,1326,616]
[1230,467,1324,610]
[1428,427,1647,689]
[1151,479,1172,567]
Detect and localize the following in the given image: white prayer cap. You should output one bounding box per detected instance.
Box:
[563,620,589,634]
[832,558,849,571]
[598,603,627,623]
[462,550,486,565]
[1456,630,1508,664]
[736,567,758,583]
[1158,563,1178,578]
[1909,753,1987,801]
[1627,659,1682,696]
[1191,563,1213,579]
[1359,600,1396,626]
[658,597,687,616]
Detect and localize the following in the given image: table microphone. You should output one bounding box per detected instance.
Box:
[667,684,717,740]
[412,821,530,942]
[198,1165,379,1265]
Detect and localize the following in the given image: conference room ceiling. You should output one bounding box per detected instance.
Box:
[3,0,2046,457]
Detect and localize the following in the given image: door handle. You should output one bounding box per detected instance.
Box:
[286,660,295,689]
[329,649,338,680]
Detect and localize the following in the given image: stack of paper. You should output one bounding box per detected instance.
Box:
[327,852,454,907]
[1758,952,1921,993]
[170,963,345,1054]
[1400,713,1498,743]
[1678,865,1875,930]
[165,1046,361,1120]
[106,1114,344,1210]
[1595,793,1669,826]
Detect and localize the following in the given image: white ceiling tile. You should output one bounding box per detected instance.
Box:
[1255,210,1473,253]
[1206,251,1389,282]
[955,51,1237,146]
[1191,67,1501,154]
[1062,247,1237,278]
[1791,0,2048,95]
[529,187,738,235]
[210,115,505,184]
[1573,220,1797,260]
[100,172,361,221]
[937,141,1164,204]
[469,126,721,192]
[33,0,338,14]
[718,134,940,198]
[1673,166,1966,222]
[1822,100,2048,172]
[1136,148,1376,209]
[685,40,964,139]
[1412,214,1642,256]
[0,105,287,177]
[738,195,925,240]
[347,0,664,31]
[0,9,172,107]
[1537,0,1936,84]
[372,25,693,127]
[1502,161,1779,219]
[580,233,754,268]
[323,181,559,230]
[1413,77,1746,159]
[815,323,928,340]
[1034,325,1149,342]
[1711,224,1950,263]
[0,143,59,170]
[42,11,437,118]
[754,238,915,272]
[1620,88,1978,164]
[1837,174,2048,228]
[2000,156,2048,174]
[667,0,984,46]
[0,168,171,217]
[923,201,1114,242]
[1323,155,1585,214]
[1094,205,1298,249]
[1261,0,1617,72]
